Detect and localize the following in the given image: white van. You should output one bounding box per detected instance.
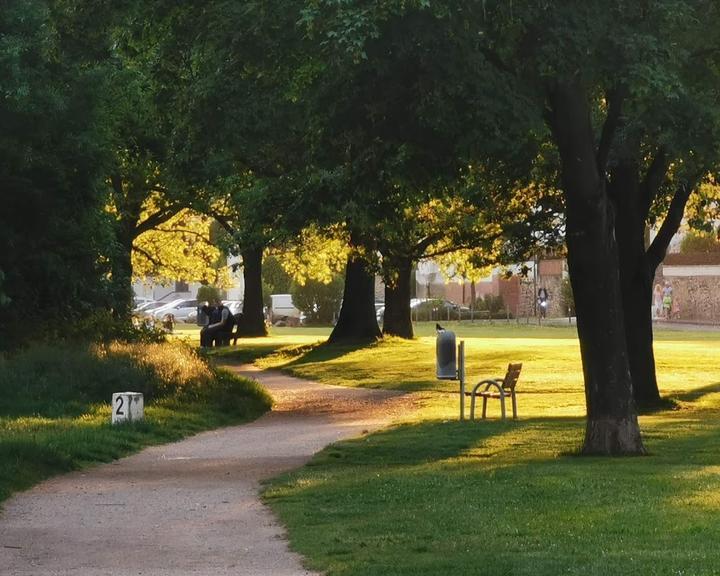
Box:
[270,294,302,326]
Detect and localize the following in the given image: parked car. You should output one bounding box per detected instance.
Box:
[270,294,302,326]
[134,300,161,313]
[133,300,173,322]
[223,300,243,315]
[149,299,199,323]
[133,297,154,310]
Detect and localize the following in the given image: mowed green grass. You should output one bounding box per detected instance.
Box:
[211,321,720,575]
[218,321,719,419]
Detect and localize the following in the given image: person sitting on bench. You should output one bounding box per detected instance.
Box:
[200,299,235,347]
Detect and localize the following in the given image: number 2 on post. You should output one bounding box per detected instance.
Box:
[115,395,125,417]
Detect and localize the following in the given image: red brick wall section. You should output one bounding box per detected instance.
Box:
[539,259,564,276]
[498,277,520,315]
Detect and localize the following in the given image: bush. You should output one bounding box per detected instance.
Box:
[291,276,343,325]
[680,231,720,253]
[560,277,575,316]
[196,285,223,303]
[473,294,508,318]
[0,341,272,418]
[60,309,166,345]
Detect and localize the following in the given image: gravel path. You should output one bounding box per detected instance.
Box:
[0,366,419,576]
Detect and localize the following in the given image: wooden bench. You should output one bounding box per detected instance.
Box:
[214,314,244,347]
[468,363,522,420]
[229,315,243,345]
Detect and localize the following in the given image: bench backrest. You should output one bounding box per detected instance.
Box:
[502,363,522,391]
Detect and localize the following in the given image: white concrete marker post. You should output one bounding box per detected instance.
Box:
[111,392,144,424]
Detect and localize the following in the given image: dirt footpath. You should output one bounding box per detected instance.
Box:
[0,366,420,576]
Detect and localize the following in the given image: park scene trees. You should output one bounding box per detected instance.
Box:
[3,1,720,574]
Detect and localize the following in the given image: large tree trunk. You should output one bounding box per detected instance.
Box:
[240,246,268,337]
[328,255,381,343]
[382,256,413,339]
[610,159,662,409]
[548,81,644,455]
[111,226,135,320]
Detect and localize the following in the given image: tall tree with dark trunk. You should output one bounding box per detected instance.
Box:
[547,81,644,454]
[211,205,272,338]
[149,2,309,335]
[609,146,704,409]
[54,0,193,319]
[328,250,382,343]
[381,254,415,339]
[459,0,720,452]
[378,182,560,338]
[239,246,268,337]
[603,11,720,409]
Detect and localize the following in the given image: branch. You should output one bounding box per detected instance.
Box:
[596,85,626,173]
[639,147,670,219]
[209,212,236,235]
[414,232,445,256]
[646,173,702,271]
[110,174,124,199]
[132,244,163,268]
[424,230,504,260]
[135,204,183,236]
[148,228,212,241]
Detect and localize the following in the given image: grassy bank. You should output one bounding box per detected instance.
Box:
[0,341,272,504]
[241,323,720,575]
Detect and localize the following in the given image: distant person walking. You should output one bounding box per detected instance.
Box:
[652,283,664,319]
[662,283,673,320]
[537,287,549,319]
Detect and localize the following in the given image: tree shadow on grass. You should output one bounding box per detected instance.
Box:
[668,381,720,403]
[211,338,376,367]
[283,339,389,367]
[207,343,290,365]
[306,416,586,469]
[267,411,720,576]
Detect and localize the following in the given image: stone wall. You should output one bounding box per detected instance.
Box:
[657,268,720,322]
[518,273,566,318]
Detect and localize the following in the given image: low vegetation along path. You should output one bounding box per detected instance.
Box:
[0,365,418,576]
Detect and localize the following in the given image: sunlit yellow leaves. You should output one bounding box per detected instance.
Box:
[132,208,231,287]
[275,225,349,286]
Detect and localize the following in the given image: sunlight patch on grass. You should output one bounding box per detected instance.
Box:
[255,324,720,576]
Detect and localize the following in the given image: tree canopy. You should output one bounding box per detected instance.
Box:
[6,0,720,456]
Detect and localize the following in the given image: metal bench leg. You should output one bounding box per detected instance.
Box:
[470,394,477,420]
[500,395,506,420]
[511,392,518,419]
[482,396,488,419]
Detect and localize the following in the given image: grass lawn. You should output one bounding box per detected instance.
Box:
[0,341,271,504]
[204,320,720,575]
